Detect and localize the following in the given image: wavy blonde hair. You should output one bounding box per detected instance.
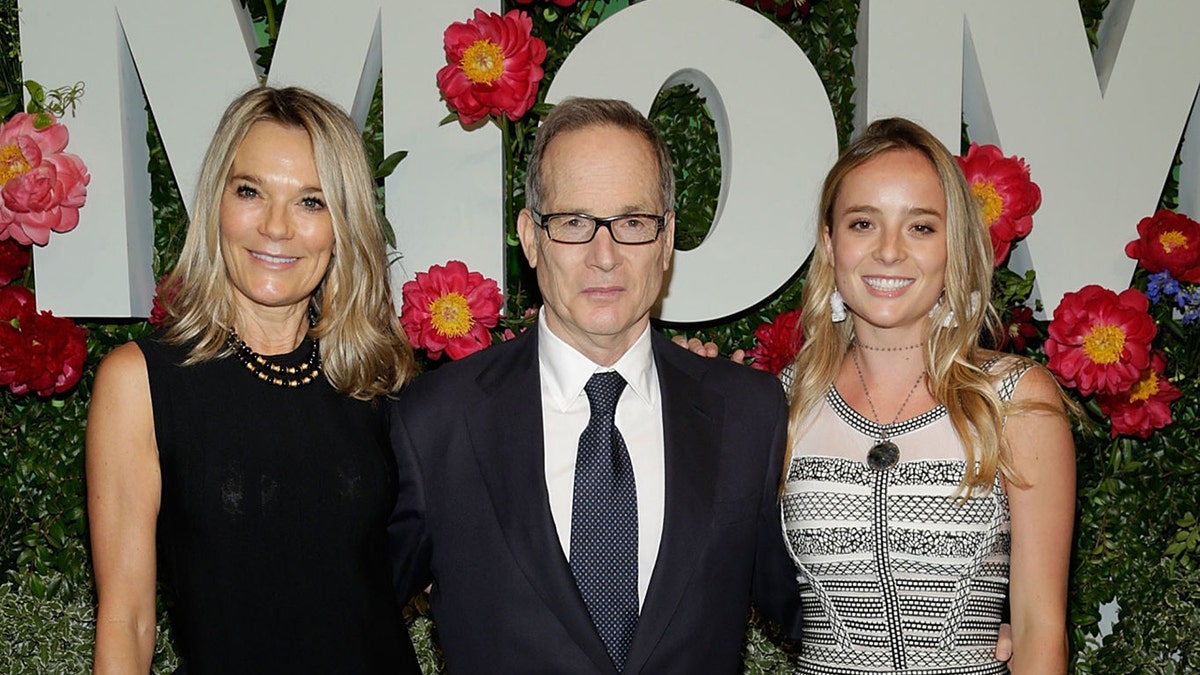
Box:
[787,117,1030,491]
[161,86,413,400]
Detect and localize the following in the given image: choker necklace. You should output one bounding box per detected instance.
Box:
[227,328,321,388]
[850,345,924,471]
[855,340,925,352]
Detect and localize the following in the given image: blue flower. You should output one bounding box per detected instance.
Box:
[1146,271,1175,304]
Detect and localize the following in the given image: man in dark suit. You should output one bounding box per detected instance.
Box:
[387,97,801,674]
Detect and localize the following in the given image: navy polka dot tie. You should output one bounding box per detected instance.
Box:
[570,370,638,671]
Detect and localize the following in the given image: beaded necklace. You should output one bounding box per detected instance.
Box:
[226,323,321,388]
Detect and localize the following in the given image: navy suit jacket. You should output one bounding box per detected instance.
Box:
[387,328,801,674]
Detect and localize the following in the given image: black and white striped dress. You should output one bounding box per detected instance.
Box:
[780,361,1026,675]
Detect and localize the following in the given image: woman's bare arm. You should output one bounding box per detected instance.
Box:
[87,342,161,674]
[1004,366,1075,674]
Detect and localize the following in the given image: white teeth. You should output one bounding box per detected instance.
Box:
[251,251,298,264]
[864,277,912,292]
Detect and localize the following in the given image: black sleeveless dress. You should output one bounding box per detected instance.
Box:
[137,334,418,674]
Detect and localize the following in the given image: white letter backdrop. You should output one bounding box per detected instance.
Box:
[17,0,1200,320]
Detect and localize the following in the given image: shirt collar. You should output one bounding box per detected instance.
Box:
[538,318,657,411]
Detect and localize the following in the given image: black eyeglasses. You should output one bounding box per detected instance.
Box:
[531,210,668,245]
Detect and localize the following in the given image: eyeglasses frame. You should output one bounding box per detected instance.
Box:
[530,210,670,245]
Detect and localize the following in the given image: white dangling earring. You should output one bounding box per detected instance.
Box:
[930,291,981,328]
[830,289,847,323]
[929,293,953,328]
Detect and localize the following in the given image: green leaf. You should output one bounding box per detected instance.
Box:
[23,79,45,112]
[0,91,19,118]
[374,150,407,180]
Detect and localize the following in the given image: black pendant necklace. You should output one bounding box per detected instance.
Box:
[850,343,925,472]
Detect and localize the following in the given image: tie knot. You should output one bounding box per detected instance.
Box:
[584,371,626,417]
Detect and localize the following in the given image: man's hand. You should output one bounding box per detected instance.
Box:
[671,335,748,364]
[671,335,720,358]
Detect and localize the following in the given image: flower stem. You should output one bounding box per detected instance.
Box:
[264,0,279,43]
[579,0,599,29]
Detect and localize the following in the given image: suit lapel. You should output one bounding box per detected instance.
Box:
[464,330,616,673]
[624,333,721,673]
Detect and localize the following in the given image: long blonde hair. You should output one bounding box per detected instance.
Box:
[161,86,414,400]
[787,117,1017,490]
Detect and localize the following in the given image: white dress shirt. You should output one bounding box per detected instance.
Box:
[538,319,666,607]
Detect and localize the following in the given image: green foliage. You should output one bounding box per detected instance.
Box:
[768,0,860,146]
[147,112,188,278]
[362,76,402,249]
[741,614,798,674]
[405,595,444,674]
[238,0,285,75]
[0,577,95,674]
[1066,262,1200,672]
[0,0,20,117]
[0,575,179,674]
[651,85,720,252]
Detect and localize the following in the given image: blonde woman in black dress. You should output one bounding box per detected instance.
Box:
[87,87,417,674]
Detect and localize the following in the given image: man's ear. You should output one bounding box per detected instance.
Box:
[660,211,676,271]
[516,208,540,269]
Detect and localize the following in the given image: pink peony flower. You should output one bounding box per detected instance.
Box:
[400,260,503,360]
[436,9,547,125]
[0,112,90,245]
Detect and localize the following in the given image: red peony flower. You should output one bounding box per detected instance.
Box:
[956,142,1041,266]
[1124,209,1200,284]
[998,305,1039,353]
[0,284,88,397]
[436,9,547,126]
[1096,351,1182,439]
[514,0,577,6]
[0,282,35,319]
[0,238,30,285]
[400,260,503,360]
[1044,285,1157,397]
[745,307,804,375]
[0,112,90,245]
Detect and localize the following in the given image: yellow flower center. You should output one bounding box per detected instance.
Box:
[1159,229,1188,254]
[429,292,475,338]
[461,39,505,85]
[972,180,1004,226]
[1128,370,1160,403]
[0,142,32,185]
[1082,324,1126,365]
